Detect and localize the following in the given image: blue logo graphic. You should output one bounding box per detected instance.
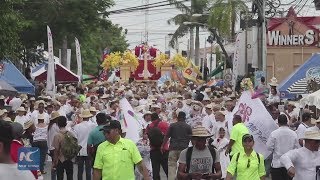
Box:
[18,147,40,170]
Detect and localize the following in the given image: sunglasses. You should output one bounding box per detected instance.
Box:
[247,159,250,168]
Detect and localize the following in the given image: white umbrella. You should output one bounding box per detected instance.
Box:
[0,80,18,96]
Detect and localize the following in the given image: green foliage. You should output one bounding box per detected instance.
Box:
[0,0,26,60]
[0,0,128,74]
[167,0,210,48]
[208,0,247,39]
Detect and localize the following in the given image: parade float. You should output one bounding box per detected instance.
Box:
[101,44,202,84]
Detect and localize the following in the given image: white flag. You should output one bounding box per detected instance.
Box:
[46,26,55,95]
[227,91,278,158]
[75,37,82,78]
[119,98,142,143]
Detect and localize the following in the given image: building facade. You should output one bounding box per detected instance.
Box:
[267,7,320,83]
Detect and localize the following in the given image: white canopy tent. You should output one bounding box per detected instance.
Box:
[300,89,320,109]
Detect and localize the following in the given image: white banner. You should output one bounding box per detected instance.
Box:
[75,37,82,77]
[66,49,71,70]
[227,91,278,158]
[46,26,55,95]
[119,98,142,143]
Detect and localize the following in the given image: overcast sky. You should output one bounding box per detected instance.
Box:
[108,0,320,53]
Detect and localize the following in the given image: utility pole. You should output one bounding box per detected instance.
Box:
[207,35,214,72]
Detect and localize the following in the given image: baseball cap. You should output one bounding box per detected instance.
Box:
[242,134,254,142]
[100,120,122,132]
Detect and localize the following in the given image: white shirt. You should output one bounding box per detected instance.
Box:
[33,125,48,141]
[0,163,34,180]
[202,114,216,135]
[47,123,60,151]
[308,126,320,132]
[280,147,320,180]
[72,121,96,156]
[266,126,299,168]
[296,123,311,139]
[14,115,29,127]
[31,111,50,124]
[9,97,22,111]
[139,99,148,106]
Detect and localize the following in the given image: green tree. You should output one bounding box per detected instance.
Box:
[208,0,247,40]
[168,0,209,66]
[15,0,127,74]
[0,0,26,60]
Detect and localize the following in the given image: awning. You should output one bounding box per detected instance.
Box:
[209,62,224,77]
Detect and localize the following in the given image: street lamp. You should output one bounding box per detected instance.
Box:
[183,21,231,68]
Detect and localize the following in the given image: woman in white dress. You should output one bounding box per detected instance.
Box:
[211,127,230,179]
[135,129,153,180]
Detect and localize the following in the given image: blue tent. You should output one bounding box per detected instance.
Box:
[278,53,320,99]
[0,60,35,95]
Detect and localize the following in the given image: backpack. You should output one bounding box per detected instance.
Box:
[147,120,164,148]
[61,131,82,160]
[186,145,216,173]
[235,151,260,173]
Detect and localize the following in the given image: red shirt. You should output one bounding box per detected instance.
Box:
[147,120,169,151]
[10,140,38,179]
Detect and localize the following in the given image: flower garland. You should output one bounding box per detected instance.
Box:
[153,53,172,68]
[240,78,253,91]
[101,51,139,71]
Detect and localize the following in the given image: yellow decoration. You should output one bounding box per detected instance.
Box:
[153,53,172,68]
[101,50,139,71]
[172,54,189,69]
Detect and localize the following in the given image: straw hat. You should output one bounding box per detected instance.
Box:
[0,95,5,100]
[303,130,320,140]
[287,101,296,108]
[205,104,213,110]
[3,117,11,122]
[89,107,99,112]
[30,97,36,101]
[0,110,4,116]
[23,119,34,130]
[79,109,93,118]
[38,114,45,120]
[50,111,60,121]
[191,126,212,137]
[143,111,152,118]
[215,111,227,116]
[185,99,192,105]
[269,77,278,87]
[151,104,161,109]
[16,107,26,112]
[101,94,109,99]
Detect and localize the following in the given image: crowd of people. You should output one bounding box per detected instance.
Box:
[0,77,319,180]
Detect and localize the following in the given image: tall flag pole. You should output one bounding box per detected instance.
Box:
[75,37,82,81]
[46,26,55,95]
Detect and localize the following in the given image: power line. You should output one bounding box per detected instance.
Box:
[109,0,189,14]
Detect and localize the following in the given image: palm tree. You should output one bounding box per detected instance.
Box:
[167,0,209,66]
[208,0,247,41]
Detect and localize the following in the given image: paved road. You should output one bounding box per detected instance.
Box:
[43,161,167,179]
[43,161,271,180]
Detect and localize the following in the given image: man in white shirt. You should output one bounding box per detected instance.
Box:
[72,109,96,180]
[296,112,314,146]
[31,101,49,124]
[139,92,149,106]
[0,121,34,180]
[14,107,29,126]
[213,111,228,139]
[202,104,216,135]
[280,130,320,180]
[8,95,22,112]
[267,114,299,180]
